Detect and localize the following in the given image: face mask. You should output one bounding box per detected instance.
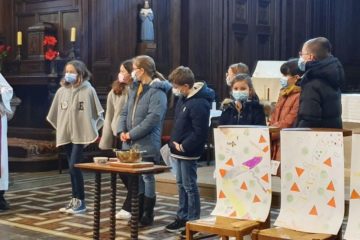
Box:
[172,88,182,97]
[226,76,232,86]
[64,73,77,84]
[131,71,138,81]
[118,73,126,83]
[232,90,249,101]
[298,57,306,71]
[279,77,288,88]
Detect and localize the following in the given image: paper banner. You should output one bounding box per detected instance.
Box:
[274,131,344,235]
[211,127,271,221]
[344,133,360,240]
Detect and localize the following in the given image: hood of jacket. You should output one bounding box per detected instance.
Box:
[186,82,215,103]
[133,78,172,93]
[302,56,344,89]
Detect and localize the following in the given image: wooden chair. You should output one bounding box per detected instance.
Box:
[251,227,341,240]
[186,215,270,240]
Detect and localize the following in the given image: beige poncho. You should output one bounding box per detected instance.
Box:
[99,88,128,150]
[47,81,104,147]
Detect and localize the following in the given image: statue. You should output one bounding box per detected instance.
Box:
[140,1,154,42]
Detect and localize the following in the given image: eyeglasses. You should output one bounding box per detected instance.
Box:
[299,51,310,57]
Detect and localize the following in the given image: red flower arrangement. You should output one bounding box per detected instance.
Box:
[43,36,59,61]
[0,44,11,60]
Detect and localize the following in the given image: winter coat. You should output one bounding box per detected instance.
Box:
[99,88,128,150]
[269,85,301,163]
[296,56,344,128]
[219,99,266,126]
[118,79,171,162]
[47,81,104,147]
[169,82,215,160]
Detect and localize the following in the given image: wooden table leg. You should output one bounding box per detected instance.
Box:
[130,175,139,240]
[110,173,117,240]
[93,172,101,240]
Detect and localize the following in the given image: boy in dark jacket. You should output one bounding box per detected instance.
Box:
[165,66,215,235]
[296,37,344,128]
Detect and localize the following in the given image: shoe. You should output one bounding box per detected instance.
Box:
[140,196,156,226]
[0,199,10,211]
[59,198,76,213]
[66,198,86,214]
[165,218,186,233]
[116,209,131,220]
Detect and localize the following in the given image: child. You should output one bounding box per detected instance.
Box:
[118,55,171,226]
[219,73,266,125]
[225,62,249,86]
[47,60,104,214]
[165,66,215,237]
[0,73,13,211]
[269,59,302,166]
[99,59,134,220]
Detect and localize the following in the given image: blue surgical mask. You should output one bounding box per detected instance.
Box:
[298,57,306,71]
[131,71,138,82]
[279,77,288,88]
[232,90,249,101]
[64,73,77,83]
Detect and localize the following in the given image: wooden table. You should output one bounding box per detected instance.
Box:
[75,162,169,240]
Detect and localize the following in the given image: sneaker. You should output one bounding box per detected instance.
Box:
[59,198,75,213]
[116,209,131,220]
[66,198,86,214]
[165,218,186,233]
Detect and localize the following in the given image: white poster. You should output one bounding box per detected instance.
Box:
[275,131,344,235]
[211,127,271,221]
[344,133,360,240]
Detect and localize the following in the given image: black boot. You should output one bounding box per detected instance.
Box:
[0,190,9,211]
[140,196,156,226]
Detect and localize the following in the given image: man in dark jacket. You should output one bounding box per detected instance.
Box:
[296,37,344,128]
[165,66,215,235]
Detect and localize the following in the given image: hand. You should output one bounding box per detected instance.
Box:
[173,141,181,152]
[120,132,127,142]
[125,132,131,140]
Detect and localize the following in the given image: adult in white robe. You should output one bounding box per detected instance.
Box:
[0,73,13,211]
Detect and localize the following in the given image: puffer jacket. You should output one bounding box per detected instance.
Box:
[118,79,171,162]
[296,56,344,128]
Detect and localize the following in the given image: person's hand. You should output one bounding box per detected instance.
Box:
[125,132,131,140]
[173,141,181,152]
[120,132,127,142]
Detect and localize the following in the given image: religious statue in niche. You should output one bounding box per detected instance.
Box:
[140,0,154,42]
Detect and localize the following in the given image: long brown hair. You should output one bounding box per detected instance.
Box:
[133,55,166,80]
[112,59,132,95]
[231,73,258,100]
[61,60,92,88]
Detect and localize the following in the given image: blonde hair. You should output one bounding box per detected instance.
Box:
[133,55,165,80]
[61,60,92,88]
[229,62,249,75]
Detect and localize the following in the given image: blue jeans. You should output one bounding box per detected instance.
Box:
[138,157,156,198]
[65,144,85,200]
[175,158,200,221]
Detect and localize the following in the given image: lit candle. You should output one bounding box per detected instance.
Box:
[17,31,22,46]
[70,27,76,42]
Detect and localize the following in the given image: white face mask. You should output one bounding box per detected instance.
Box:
[131,71,138,81]
[172,88,182,97]
[298,57,306,71]
[64,73,77,84]
[226,76,232,86]
[279,77,288,88]
[232,90,249,101]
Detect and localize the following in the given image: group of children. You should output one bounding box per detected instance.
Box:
[1,36,344,238]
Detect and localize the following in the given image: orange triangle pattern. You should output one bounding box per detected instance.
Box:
[327,181,335,191]
[295,167,304,177]
[240,182,248,190]
[351,189,360,199]
[253,194,261,203]
[259,135,266,143]
[309,206,318,216]
[219,169,227,178]
[323,158,332,167]
[226,158,234,167]
[230,211,237,217]
[327,197,336,208]
[263,146,269,153]
[261,173,269,183]
[219,190,226,199]
[290,182,300,192]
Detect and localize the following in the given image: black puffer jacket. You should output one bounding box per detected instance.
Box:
[296,56,344,128]
[219,99,266,126]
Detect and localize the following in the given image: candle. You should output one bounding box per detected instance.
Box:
[70,27,76,42]
[17,31,22,46]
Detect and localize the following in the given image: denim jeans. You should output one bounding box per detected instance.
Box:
[175,158,200,221]
[138,157,156,198]
[65,143,85,200]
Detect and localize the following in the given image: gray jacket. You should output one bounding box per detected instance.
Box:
[118,79,171,161]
